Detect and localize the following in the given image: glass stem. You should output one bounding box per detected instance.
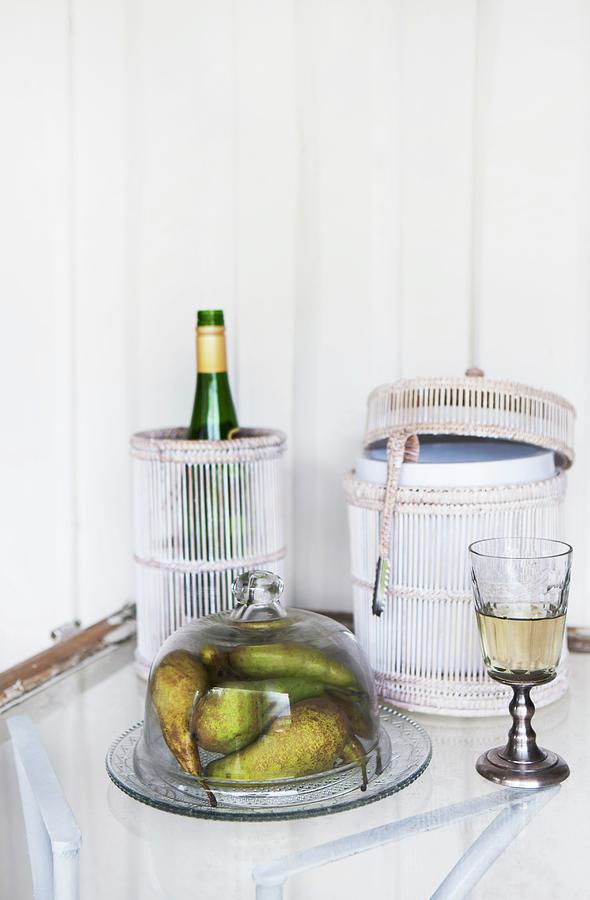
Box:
[501,685,546,765]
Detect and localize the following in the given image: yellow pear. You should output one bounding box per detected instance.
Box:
[205,697,350,781]
[150,649,208,776]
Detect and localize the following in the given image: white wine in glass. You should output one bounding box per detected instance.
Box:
[475,607,566,685]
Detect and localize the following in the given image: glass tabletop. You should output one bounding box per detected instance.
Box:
[1,642,588,899]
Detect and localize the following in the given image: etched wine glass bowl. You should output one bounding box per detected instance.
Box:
[469,537,572,788]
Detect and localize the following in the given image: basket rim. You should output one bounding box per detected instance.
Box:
[130,426,286,457]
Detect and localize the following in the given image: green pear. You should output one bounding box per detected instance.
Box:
[205,697,350,781]
[193,677,326,754]
[229,642,357,688]
[193,685,264,755]
[150,650,208,777]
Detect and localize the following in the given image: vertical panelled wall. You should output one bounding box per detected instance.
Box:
[0,0,75,667]
[1,0,589,668]
[293,0,590,622]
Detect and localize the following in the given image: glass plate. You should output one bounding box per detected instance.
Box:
[105,705,431,821]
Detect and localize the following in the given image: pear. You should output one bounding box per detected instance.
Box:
[229,642,357,688]
[234,619,287,632]
[193,677,326,754]
[193,685,263,755]
[199,645,229,679]
[205,697,350,781]
[150,650,208,776]
[151,649,217,806]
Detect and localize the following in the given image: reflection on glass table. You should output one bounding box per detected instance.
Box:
[0,639,588,899]
[7,712,558,900]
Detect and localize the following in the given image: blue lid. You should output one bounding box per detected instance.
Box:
[365,436,550,465]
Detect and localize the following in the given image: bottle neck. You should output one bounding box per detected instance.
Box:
[197,325,228,373]
[189,323,238,439]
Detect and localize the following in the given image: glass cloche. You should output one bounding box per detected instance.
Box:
[138,571,391,810]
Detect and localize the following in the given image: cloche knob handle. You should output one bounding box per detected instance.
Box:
[231,571,286,622]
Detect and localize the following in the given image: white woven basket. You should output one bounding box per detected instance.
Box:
[345,374,575,716]
[366,376,575,468]
[131,428,286,675]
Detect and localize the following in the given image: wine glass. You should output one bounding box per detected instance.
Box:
[469,537,572,787]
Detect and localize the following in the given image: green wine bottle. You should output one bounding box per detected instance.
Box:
[188,309,239,440]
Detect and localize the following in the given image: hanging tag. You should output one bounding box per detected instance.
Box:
[372,557,390,616]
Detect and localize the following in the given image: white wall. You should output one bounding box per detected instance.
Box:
[1,0,589,668]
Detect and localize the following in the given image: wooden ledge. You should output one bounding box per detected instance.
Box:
[0,604,136,712]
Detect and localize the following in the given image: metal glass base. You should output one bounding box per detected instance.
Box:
[476,747,569,788]
[476,679,570,789]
